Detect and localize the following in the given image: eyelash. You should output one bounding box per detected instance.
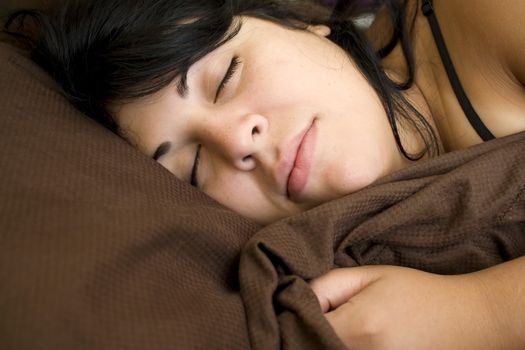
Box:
[191,56,240,187]
[214,56,241,103]
[190,144,202,187]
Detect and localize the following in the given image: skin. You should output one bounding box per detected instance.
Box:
[115,17,429,225]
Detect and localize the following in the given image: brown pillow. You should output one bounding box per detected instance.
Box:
[0,42,260,349]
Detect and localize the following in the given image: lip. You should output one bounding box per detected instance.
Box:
[275,119,317,199]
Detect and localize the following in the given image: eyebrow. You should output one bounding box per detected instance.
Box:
[152,141,172,160]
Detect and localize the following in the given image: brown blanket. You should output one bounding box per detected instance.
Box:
[240,124,525,349]
[1,42,524,349]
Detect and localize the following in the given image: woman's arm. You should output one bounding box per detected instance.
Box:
[310,256,525,349]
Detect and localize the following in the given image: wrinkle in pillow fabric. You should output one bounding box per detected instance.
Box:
[1,40,525,350]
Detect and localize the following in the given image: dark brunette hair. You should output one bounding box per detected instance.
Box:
[3,0,438,158]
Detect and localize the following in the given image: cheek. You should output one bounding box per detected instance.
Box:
[313,100,397,196]
[313,126,390,198]
[318,154,379,197]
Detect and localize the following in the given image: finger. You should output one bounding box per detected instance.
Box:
[324,302,361,349]
[309,267,380,313]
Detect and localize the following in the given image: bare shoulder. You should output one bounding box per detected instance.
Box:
[406,0,525,150]
[442,0,525,83]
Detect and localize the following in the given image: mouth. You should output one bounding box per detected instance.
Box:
[275,119,317,199]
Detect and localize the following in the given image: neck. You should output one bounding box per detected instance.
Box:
[367,0,452,152]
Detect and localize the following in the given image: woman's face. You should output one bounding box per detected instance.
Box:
[115,17,410,224]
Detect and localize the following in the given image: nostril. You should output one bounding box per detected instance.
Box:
[252,127,259,135]
[242,155,252,162]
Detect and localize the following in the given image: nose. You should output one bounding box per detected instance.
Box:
[203,113,268,171]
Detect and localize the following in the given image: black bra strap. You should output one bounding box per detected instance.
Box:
[422,0,495,141]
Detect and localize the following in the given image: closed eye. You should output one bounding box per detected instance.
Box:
[214,56,241,103]
[190,144,202,187]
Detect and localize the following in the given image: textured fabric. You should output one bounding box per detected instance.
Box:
[239,130,525,349]
[240,131,525,348]
[0,43,259,349]
[1,41,525,350]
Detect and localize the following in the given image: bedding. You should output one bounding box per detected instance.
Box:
[240,125,525,349]
[1,41,524,349]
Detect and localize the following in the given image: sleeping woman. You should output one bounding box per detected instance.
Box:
[5,0,525,348]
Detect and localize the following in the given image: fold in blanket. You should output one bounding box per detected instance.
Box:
[240,132,525,349]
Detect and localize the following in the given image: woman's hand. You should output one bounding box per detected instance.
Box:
[309,265,516,350]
